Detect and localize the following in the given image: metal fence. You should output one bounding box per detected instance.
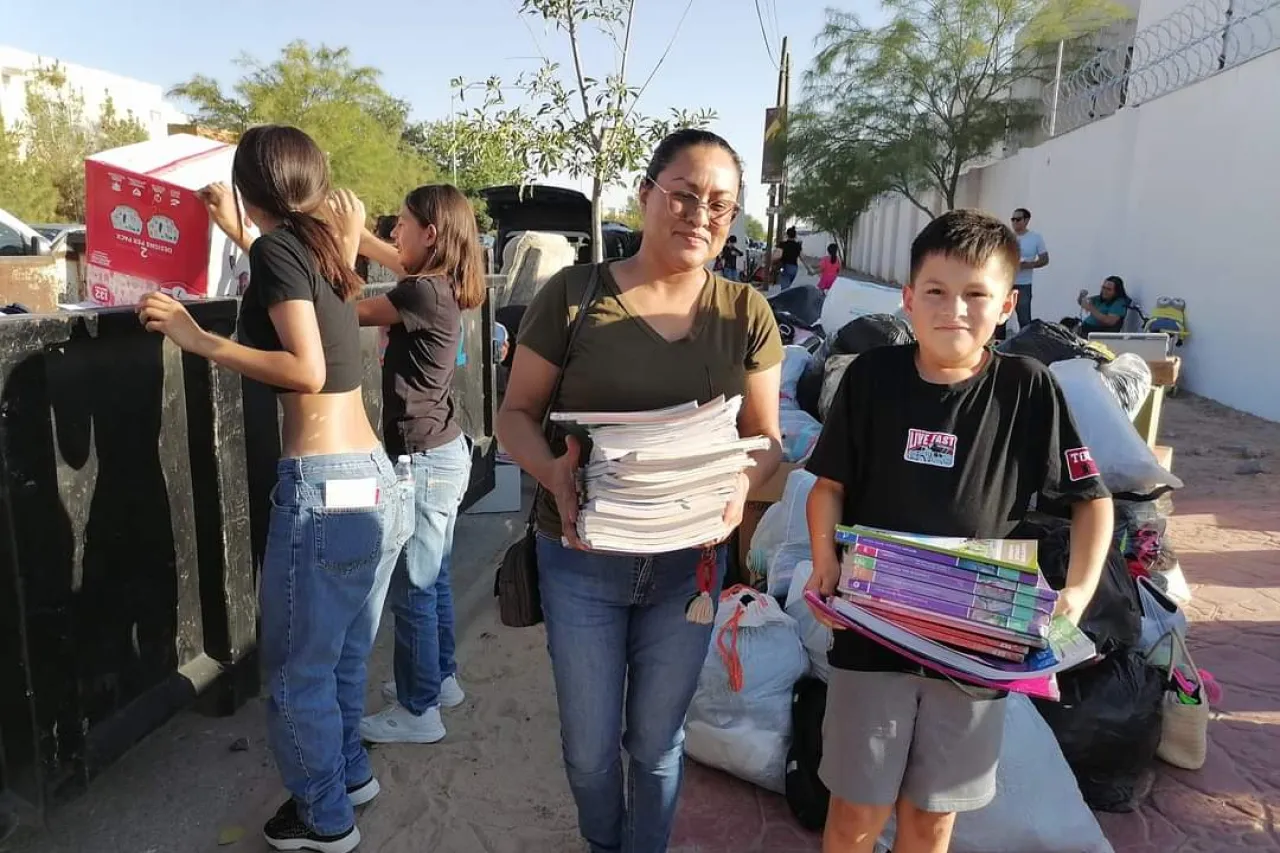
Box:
[1047,0,1280,135]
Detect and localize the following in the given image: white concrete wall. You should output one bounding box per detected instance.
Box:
[0,46,186,139]
[847,47,1280,421]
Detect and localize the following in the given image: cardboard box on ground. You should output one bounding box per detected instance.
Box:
[739,461,802,568]
[85,134,252,306]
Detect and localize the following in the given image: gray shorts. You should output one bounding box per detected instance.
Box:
[819,669,1006,813]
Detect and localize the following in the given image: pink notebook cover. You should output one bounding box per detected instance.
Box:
[804,591,1061,701]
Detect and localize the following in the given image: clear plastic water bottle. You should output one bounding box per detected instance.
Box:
[394,454,413,484]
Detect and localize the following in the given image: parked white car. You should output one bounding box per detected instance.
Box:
[0,208,53,256]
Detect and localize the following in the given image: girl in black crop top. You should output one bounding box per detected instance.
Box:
[137,124,410,853]
[346,184,486,745]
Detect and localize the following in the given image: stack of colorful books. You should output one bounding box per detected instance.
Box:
[808,525,1098,699]
[834,525,1056,662]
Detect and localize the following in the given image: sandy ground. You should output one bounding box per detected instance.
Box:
[5,393,1277,853]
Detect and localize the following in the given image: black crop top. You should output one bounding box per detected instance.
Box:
[236,228,364,394]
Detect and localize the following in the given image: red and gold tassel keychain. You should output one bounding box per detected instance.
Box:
[685,546,718,624]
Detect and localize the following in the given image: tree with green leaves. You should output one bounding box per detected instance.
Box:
[786,112,890,258]
[171,41,437,216]
[0,64,148,222]
[451,0,714,262]
[803,0,1126,216]
[402,118,528,194]
[744,215,766,242]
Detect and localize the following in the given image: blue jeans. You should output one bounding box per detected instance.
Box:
[261,451,412,836]
[537,536,727,853]
[778,263,799,289]
[391,434,472,714]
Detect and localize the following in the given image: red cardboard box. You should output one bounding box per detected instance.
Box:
[84,134,250,306]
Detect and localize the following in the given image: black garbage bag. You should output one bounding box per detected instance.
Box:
[1033,649,1165,812]
[796,339,830,420]
[768,285,826,329]
[1099,353,1153,418]
[831,313,914,355]
[1015,514,1141,655]
[998,319,1110,365]
[785,677,830,831]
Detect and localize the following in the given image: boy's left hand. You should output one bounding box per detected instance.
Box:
[1054,585,1091,626]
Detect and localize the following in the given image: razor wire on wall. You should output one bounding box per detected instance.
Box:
[1046,0,1280,135]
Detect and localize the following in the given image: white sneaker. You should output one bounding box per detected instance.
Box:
[380,676,466,709]
[346,776,380,807]
[360,705,445,744]
[439,675,466,708]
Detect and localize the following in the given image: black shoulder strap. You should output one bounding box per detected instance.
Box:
[523,264,602,530]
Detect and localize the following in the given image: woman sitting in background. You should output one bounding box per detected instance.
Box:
[1077,275,1131,336]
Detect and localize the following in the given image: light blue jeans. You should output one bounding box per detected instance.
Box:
[390,434,472,714]
[778,263,799,289]
[537,535,727,853]
[261,451,412,836]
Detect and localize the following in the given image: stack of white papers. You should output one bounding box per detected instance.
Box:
[551,396,771,553]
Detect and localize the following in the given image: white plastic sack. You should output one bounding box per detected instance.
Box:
[878,694,1114,853]
[785,561,832,683]
[780,407,822,463]
[819,354,858,420]
[1098,352,1153,420]
[685,587,809,793]
[1050,358,1183,496]
[749,467,817,595]
[780,345,812,408]
[819,277,904,334]
[1137,575,1188,667]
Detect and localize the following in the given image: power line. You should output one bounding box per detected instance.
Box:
[754,0,779,69]
[767,0,782,55]
[632,0,698,106]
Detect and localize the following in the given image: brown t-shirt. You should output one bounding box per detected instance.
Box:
[518,261,784,537]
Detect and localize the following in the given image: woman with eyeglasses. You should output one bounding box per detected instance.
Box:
[496,128,783,853]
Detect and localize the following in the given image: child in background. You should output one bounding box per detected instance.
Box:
[804,209,1113,853]
[818,243,841,291]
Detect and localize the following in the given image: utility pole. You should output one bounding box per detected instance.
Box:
[763,36,790,284]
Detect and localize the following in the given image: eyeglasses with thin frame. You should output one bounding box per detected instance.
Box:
[645,178,740,224]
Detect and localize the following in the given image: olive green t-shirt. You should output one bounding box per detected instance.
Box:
[518,261,784,537]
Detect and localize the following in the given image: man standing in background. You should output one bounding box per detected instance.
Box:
[1007,207,1048,335]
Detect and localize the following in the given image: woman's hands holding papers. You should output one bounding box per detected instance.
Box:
[550,435,588,550]
[701,472,751,548]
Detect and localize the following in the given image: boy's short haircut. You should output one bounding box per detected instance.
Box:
[909,209,1021,289]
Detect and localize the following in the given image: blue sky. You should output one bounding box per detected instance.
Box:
[8,0,879,222]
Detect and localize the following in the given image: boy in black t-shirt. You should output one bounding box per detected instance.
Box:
[804,209,1113,853]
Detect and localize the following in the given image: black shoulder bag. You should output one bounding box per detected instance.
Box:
[494,266,601,628]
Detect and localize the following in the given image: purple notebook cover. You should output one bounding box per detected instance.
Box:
[839,531,1044,587]
[847,552,1056,615]
[805,592,1060,701]
[843,584,1048,639]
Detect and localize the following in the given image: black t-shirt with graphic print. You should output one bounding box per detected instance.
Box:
[805,343,1111,674]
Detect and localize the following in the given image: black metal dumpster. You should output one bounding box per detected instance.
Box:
[0,286,496,829]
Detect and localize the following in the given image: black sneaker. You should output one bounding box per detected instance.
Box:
[263,800,361,853]
[346,776,380,807]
